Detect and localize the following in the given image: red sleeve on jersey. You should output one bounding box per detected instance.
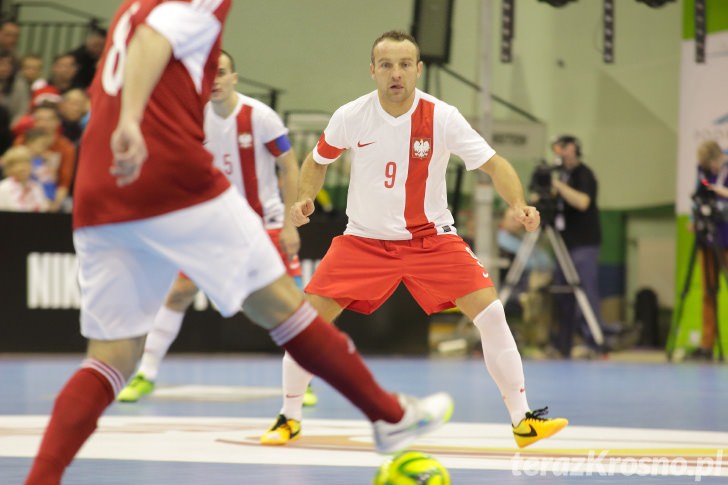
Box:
[316,133,345,160]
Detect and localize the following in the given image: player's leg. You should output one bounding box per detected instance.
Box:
[405,234,567,448]
[26,225,177,484]
[266,228,318,408]
[261,294,345,445]
[118,274,199,402]
[458,287,568,448]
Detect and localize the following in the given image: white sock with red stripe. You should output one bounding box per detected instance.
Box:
[26,358,125,484]
[473,300,530,426]
[138,306,185,381]
[280,352,313,421]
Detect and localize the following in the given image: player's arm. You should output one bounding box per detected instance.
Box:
[552,178,590,211]
[479,154,540,232]
[291,151,328,227]
[276,148,301,255]
[110,25,172,186]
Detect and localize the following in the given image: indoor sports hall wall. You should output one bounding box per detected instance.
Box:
[10,0,682,210]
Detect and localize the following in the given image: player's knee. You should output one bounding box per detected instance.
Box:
[165,287,197,312]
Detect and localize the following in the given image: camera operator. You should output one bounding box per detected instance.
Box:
[689,140,728,361]
[547,135,604,358]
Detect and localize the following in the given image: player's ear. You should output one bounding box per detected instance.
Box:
[370,63,375,79]
[416,61,423,79]
[232,72,239,84]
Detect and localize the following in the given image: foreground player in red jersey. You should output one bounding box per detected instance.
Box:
[262,30,568,449]
[25,5,451,484]
[117,50,315,407]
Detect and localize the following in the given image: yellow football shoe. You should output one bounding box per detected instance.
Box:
[260,414,301,446]
[512,407,568,448]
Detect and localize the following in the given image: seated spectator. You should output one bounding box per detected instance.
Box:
[0,145,48,212]
[0,49,30,126]
[20,54,46,91]
[14,103,76,212]
[70,26,106,89]
[0,19,20,64]
[23,127,56,202]
[59,88,89,145]
[30,53,78,106]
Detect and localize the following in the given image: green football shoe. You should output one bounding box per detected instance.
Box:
[302,384,318,407]
[117,374,155,402]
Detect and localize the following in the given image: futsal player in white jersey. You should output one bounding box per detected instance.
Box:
[266,30,568,449]
[117,50,320,405]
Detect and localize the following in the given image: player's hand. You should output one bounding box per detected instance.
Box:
[513,204,540,232]
[280,223,301,257]
[291,198,315,227]
[110,120,147,187]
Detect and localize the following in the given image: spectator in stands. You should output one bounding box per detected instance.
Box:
[0,19,20,61]
[22,126,55,202]
[0,145,48,212]
[30,53,78,106]
[14,103,76,212]
[0,49,30,126]
[19,54,46,91]
[59,88,89,145]
[70,26,106,89]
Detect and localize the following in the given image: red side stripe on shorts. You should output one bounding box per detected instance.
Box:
[315,133,345,160]
[237,104,263,217]
[404,98,437,238]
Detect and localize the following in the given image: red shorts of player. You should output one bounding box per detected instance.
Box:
[305,234,494,315]
[179,227,301,280]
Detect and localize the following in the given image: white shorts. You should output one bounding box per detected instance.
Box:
[73,187,285,340]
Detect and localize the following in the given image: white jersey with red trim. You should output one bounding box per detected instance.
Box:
[313,89,495,240]
[204,93,289,229]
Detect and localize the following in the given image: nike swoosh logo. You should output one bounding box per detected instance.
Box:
[386,415,434,437]
[357,141,375,147]
[285,394,303,398]
[513,424,538,437]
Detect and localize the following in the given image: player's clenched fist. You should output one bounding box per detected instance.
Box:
[291,198,315,227]
[514,205,540,232]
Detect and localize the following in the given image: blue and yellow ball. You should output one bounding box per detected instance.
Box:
[373,451,450,485]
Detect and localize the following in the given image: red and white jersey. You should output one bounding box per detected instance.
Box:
[313,89,495,240]
[73,0,231,229]
[0,178,48,212]
[204,93,289,229]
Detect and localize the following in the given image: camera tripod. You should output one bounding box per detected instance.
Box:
[666,222,725,362]
[499,222,605,348]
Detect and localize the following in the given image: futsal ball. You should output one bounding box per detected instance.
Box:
[373,451,450,485]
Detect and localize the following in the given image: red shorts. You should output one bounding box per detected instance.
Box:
[305,234,493,315]
[266,227,302,278]
[179,227,301,280]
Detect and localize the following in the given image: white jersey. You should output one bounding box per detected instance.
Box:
[313,89,495,240]
[204,93,289,229]
[0,177,48,212]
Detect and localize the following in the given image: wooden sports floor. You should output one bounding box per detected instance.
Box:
[1,353,726,484]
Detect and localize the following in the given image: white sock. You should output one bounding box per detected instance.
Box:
[137,306,185,381]
[473,299,530,426]
[279,351,313,421]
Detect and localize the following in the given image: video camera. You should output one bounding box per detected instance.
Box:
[529,159,563,225]
[692,177,728,243]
